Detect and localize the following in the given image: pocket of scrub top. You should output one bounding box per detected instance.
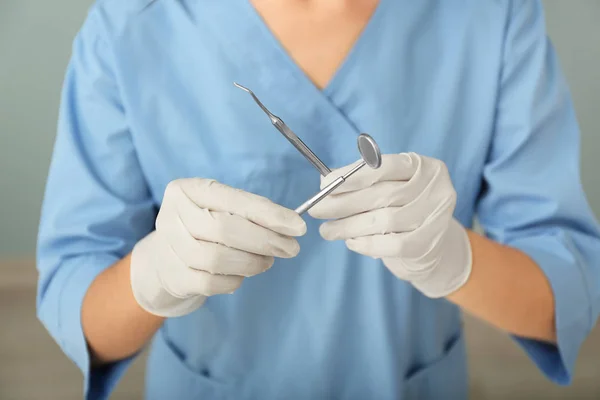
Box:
[144,329,230,400]
[402,332,469,400]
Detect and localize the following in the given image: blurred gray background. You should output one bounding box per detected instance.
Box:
[0,1,599,399]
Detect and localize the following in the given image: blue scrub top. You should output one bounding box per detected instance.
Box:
[37,0,600,399]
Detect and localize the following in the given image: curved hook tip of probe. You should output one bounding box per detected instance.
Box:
[233,82,277,120]
[233,82,251,93]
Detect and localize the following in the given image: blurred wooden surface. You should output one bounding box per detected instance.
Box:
[1,260,599,399]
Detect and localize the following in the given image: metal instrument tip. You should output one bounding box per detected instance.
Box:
[233,82,251,93]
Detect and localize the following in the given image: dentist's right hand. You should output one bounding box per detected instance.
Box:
[130,178,307,317]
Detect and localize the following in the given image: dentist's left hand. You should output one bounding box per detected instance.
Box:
[308,153,472,298]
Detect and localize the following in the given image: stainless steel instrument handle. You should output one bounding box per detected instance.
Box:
[295,176,345,215]
[273,119,331,177]
[234,82,331,176]
[295,161,366,215]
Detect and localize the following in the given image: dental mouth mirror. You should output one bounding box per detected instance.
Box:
[234,82,332,176]
[294,133,382,215]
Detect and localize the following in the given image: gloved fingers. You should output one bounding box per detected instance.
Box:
[345,223,444,259]
[171,197,301,258]
[309,181,413,220]
[319,153,417,194]
[319,205,425,241]
[345,234,405,258]
[385,223,446,272]
[311,154,454,220]
[159,259,245,298]
[168,229,275,276]
[381,257,436,281]
[379,221,460,284]
[189,242,274,277]
[345,234,437,274]
[169,178,306,237]
[345,212,449,260]
[310,176,454,222]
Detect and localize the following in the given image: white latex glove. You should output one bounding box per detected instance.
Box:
[131,178,306,317]
[309,153,472,298]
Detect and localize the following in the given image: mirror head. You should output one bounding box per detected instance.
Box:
[357,133,382,169]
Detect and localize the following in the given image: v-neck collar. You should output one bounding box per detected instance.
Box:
[238,0,388,97]
[199,1,389,169]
